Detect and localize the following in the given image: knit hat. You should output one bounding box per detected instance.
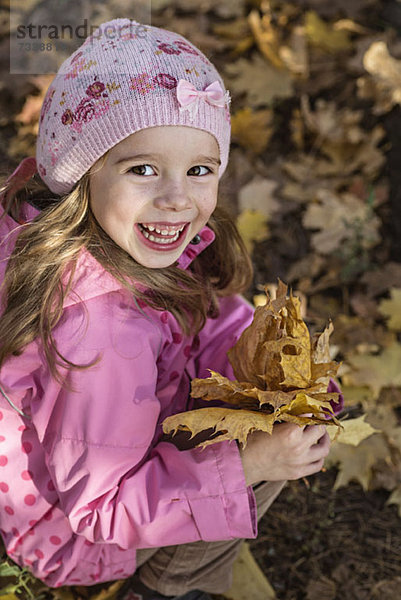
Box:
[36,18,231,195]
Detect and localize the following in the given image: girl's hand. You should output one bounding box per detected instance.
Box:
[239,421,331,486]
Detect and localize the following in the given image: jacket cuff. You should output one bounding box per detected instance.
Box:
[187,440,257,541]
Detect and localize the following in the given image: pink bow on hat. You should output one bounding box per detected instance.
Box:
[176,79,230,122]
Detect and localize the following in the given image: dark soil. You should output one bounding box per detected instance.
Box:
[251,468,401,599]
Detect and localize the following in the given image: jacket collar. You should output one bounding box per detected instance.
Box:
[63,225,216,307]
[176,226,215,270]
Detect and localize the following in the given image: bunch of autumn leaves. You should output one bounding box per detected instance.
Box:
[163,282,341,448]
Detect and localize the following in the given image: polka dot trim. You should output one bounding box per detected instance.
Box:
[5,506,14,515]
[35,549,44,559]
[169,371,179,382]
[0,435,5,442]
[24,494,36,506]
[21,470,33,480]
[172,332,182,344]
[0,482,9,493]
[21,442,33,454]
[50,535,61,545]
[0,456,7,467]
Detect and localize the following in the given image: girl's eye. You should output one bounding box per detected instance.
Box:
[129,164,154,176]
[128,165,212,176]
[188,165,212,176]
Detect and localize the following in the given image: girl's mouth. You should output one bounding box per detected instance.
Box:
[136,222,189,251]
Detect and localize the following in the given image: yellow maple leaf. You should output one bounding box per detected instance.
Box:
[163,406,276,448]
[305,11,352,53]
[328,415,379,446]
[344,341,401,399]
[236,209,269,254]
[326,434,390,490]
[231,107,274,154]
[379,288,401,331]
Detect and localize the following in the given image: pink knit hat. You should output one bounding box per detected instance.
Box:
[36,19,231,195]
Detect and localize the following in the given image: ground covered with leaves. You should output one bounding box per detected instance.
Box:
[1,0,401,598]
[251,469,401,600]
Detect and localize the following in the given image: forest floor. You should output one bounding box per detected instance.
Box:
[250,469,401,599]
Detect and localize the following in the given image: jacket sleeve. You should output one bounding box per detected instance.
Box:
[30,292,256,550]
[193,294,255,381]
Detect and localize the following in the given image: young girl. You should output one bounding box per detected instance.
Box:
[0,19,335,600]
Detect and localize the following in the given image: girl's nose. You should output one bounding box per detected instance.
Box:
[153,179,192,212]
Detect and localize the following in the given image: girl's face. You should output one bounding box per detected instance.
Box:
[89,126,220,269]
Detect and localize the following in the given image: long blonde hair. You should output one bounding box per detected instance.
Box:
[0,157,253,382]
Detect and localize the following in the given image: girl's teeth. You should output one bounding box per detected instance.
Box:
[139,224,181,244]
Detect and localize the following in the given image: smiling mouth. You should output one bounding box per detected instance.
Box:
[137,222,187,246]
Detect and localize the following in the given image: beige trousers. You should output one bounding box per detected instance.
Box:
[134,480,286,596]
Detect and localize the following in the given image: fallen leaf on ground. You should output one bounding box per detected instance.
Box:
[302,189,381,255]
[238,177,280,220]
[326,433,390,490]
[225,54,293,107]
[305,11,353,53]
[328,415,379,446]
[222,542,276,600]
[360,41,401,114]
[248,9,285,69]
[344,341,401,399]
[236,209,269,253]
[387,484,401,518]
[379,289,401,331]
[231,107,274,154]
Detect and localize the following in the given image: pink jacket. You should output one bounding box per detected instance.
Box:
[0,204,257,587]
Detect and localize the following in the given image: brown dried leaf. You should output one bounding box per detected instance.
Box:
[163,284,340,448]
[162,407,276,448]
[248,9,285,69]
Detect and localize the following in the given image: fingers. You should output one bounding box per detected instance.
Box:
[303,423,327,443]
[302,458,326,478]
[309,430,331,461]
